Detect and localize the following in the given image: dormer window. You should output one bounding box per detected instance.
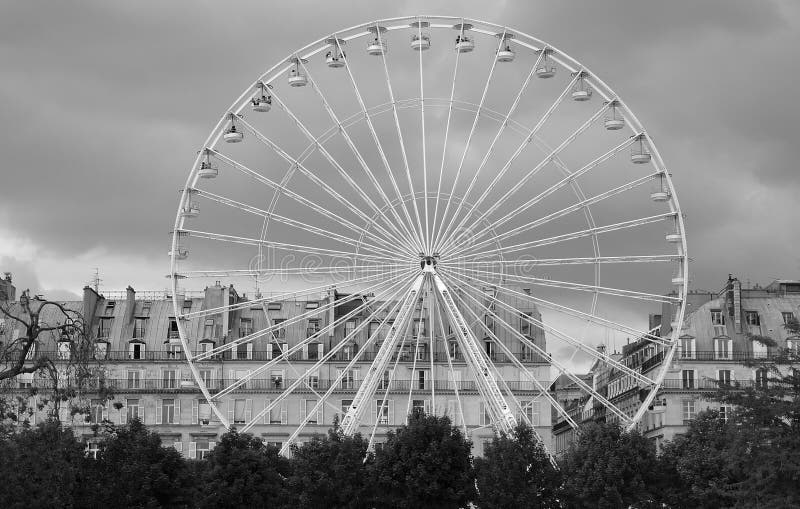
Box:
[104,301,116,316]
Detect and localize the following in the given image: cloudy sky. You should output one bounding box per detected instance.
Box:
[2,0,799,309]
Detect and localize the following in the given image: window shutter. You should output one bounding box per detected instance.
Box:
[353,369,360,382]
[388,400,394,424]
[447,400,456,419]
[316,403,324,425]
[264,399,270,424]
[280,402,287,425]
[231,346,238,360]
[317,343,323,358]
[266,345,273,360]
[302,344,309,360]
[245,399,253,422]
[192,400,199,424]
[119,405,127,425]
[532,401,541,426]
[188,441,197,459]
[174,442,183,453]
[479,402,486,426]
[246,343,253,359]
[174,399,181,424]
[372,400,377,423]
[209,441,216,451]
[144,400,154,425]
[156,401,163,425]
[227,400,234,424]
[424,400,431,414]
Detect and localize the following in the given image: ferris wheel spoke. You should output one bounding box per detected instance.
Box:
[208,150,408,256]
[444,254,681,269]
[374,25,426,251]
[234,117,410,252]
[416,21,431,254]
[450,171,659,256]
[183,268,406,321]
[191,188,402,260]
[404,278,430,420]
[446,264,680,305]
[440,275,577,431]
[278,278,415,448]
[434,29,509,255]
[439,106,614,256]
[215,271,417,401]
[333,37,425,254]
[446,268,672,347]
[453,212,675,261]
[436,69,586,254]
[292,59,423,253]
[432,295,469,435]
[179,228,406,266]
[440,272,631,424]
[173,263,410,279]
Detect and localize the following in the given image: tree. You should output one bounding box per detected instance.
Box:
[0,290,108,425]
[286,421,373,509]
[0,420,88,509]
[86,418,195,508]
[474,422,561,509]
[196,428,290,509]
[370,410,475,509]
[559,422,664,509]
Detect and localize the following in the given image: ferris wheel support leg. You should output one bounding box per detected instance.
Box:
[431,272,517,434]
[341,272,427,436]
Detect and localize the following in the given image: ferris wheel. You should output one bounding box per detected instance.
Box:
[169,15,687,455]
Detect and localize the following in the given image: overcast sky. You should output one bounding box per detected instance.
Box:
[2,0,799,305]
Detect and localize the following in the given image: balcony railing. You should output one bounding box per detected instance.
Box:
[674,351,784,362]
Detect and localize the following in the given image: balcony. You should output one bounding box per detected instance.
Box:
[674,351,783,362]
[660,378,754,390]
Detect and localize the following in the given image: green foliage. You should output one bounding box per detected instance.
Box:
[371,410,475,509]
[474,422,561,509]
[0,420,88,509]
[559,422,664,509]
[196,427,290,509]
[286,424,372,508]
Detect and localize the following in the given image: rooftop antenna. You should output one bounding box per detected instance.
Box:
[89,268,101,293]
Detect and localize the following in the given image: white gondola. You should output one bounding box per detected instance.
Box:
[496,46,515,62]
[411,34,431,51]
[325,38,347,67]
[631,135,652,164]
[223,125,243,143]
[455,35,474,53]
[651,174,670,202]
[367,38,387,55]
[666,233,682,243]
[536,48,556,78]
[181,202,199,218]
[251,95,271,112]
[325,52,345,68]
[672,276,685,285]
[604,118,624,130]
[572,73,592,101]
[288,68,307,87]
[169,250,188,260]
[198,161,218,179]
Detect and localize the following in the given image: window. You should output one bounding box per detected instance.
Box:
[745,311,761,327]
[268,400,286,424]
[412,399,426,414]
[679,337,695,359]
[180,300,191,315]
[197,400,212,425]
[239,318,253,338]
[340,399,353,418]
[265,440,283,449]
[94,342,108,359]
[711,310,725,325]
[307,371,319,390]
[57,341,71,360]
[715,338,732,360]
[97,317,113,339]
[307,319,321,338]
[167,318,179,340]
[133,317,148,339]
[521,343,535,362]
[233,399,246,424]
[86,441,101,460]
[163,369,177,389]
[520,312,532,335]
[417,369,428,390]
[522,400,541,426]
[783,312,796,325]
[305,301,319,309]
[201,342,214,355]
[479,402,492,426]
[484,314,495,334]
[17,373,33,389]
[718,369,732,386]
[377,369,391,390]
[368,321,382,340]
[755,368,769,389]
[415,342,428,361]
[682,400,696,422]
[104,301,116,316]
[161,398,177,424]
[448,340,460,360]
[233,342,252,360]
[413,319,426,337]
[681,369,695,389]
[375,399,390,425]
[204,319,214,339]
[271,342,287,360]
[305,343,323,361]
[719,406,730,422]
[90,399,105,424]
[787,338,800,353]
[198,369,213,388]
[272,319,287,339]
[304,399,323,424]
[270,370,284,389]
[193,439,214,460]
[167,342,183,359]
[129,342,145,360]
[484,340,495,359]
[339,368,359,389]
[344,320,357,338]
[341,343,355,360]
[141,301,152,316]
[127,370,141,389]
[267,302,282,311]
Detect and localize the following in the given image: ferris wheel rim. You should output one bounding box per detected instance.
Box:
[169,15,688,449]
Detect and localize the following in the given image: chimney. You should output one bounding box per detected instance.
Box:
[124,286,136,324]
[0,272,15,302]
